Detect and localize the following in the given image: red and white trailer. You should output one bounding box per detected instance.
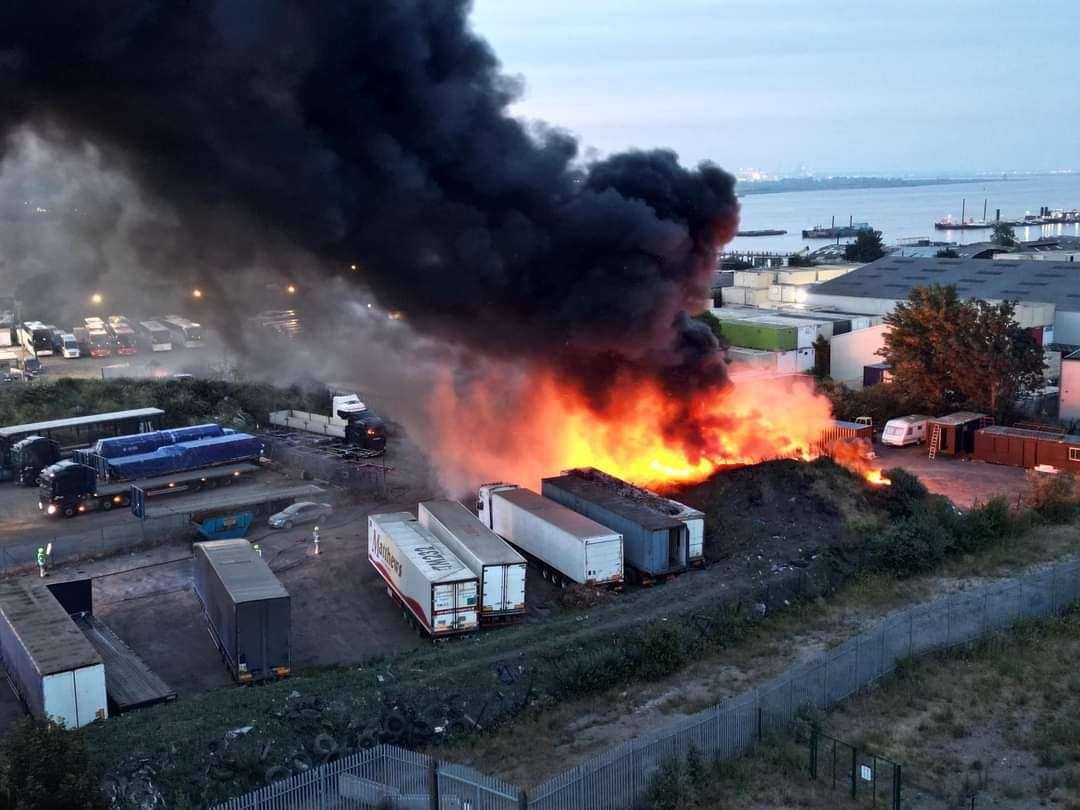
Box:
[368,512,479,638]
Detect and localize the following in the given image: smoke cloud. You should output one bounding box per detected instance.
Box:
[0,0,738,392]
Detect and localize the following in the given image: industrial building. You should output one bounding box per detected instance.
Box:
[1062,350,1080,422]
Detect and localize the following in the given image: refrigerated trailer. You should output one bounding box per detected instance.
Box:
[368,512,479,638]
[477,484,623,588]
[193,540,291,682]
[0,579,107,727]
[542,469,688,580]
[418,499,526,623]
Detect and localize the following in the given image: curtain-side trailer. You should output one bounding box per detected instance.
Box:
[368,512,478,638]
[476,484,623,588]
[418,499,526,623]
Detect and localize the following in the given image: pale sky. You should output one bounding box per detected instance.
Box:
[470,0,1080,175]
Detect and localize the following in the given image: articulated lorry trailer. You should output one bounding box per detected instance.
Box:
[418,499,527,623]
[39,424,263,517]
[368,512,479,638]
[477,484,624,588]
[269,392,387,454]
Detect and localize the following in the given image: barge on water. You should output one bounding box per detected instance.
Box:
[801,216,873,239]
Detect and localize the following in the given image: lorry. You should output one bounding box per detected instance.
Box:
[881,415,933,447]
[0,579,108,728]
[269,392,387,454]
[477,484,624,588]
[541,468,692,581]
[418,499,527,623]
[368,512,479,638]
[39,426,262,517]
[9,435,60,487]
[193,539,291,682]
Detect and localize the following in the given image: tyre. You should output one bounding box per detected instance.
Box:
[101,498,112,511]
[264,766,291,785]
[63,506,75,518]
[317,513,328,524]
[284,520,294,530]
[223,475,235,486]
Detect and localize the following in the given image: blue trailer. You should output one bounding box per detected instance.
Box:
[39,430,263,518]
[541,468,690,581]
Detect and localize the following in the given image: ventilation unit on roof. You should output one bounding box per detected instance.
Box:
[975,270,1004,275]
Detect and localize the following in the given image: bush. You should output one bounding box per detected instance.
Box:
[1027,471,1079,523]
[0,719,107,810]
[950,497,1015,552]
[875,468,930,519]
[637,622,695,681]
[869,510,952,577]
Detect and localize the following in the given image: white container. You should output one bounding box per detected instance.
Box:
[268,409,348,439]
[368,512,478,637]
[733,270,773,289]
[477,484,623,587]
[0,580,107,728]
[881,415,933,447]
[418,500,527,621]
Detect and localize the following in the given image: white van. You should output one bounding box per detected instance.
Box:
[60,334,80,359]
[881,415,933,447]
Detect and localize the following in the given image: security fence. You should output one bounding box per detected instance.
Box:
[0,512,191,576]
[803,722,901,809]
[215,557,1080,810]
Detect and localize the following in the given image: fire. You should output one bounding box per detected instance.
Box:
[864,469,892,486]
[428,362,891,492]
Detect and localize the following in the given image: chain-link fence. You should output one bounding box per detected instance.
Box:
[0,512,191,576]
[215,557,1080,810]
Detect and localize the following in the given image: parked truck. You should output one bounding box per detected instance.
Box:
[0,579,108,727]
[38,426,262,517]
[418,499,527,623]
[9,435,60,487]
[368,512,479,638]
[193,539,290,682]
[269,392,387,454]
[542,468,689,582]
[477,484,624,588]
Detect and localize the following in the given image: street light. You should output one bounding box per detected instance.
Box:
[192,288,203,299]
[90,292,103,305]
[287,284,296,294]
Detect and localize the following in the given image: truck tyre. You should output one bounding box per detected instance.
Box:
[102,498,112,511]
[383,712,406,738]
[264,766,291,785]
[312,733,338,757]
[63,506,75,518]
[284,520,294,530]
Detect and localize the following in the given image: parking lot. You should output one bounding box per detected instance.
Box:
[875,443,1032,509]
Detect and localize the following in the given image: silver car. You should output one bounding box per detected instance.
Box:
[268,501,333,530]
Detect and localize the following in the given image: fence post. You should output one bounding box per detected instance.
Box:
[808,724,818,780]
[1051,565,1058,615]
[850,746,857,799]
[893,763,902,810]
[757,707,763,744]
[428,758,439,810]
[518,787,528,810]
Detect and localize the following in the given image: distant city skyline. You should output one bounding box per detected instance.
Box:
[471,0,1080,176]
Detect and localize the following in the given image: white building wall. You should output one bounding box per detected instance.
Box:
[1054,311,1080,345]
[829,324,890,386]
[803,293,897,316]
[1061,358,1080,422]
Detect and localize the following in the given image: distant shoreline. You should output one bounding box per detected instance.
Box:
[737,176,1005,196]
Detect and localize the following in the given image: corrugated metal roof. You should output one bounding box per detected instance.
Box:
[196,540,289,603]
[495,487,619,541]
[980,425,1080,444]
[543,470,686,532]
[0,579,102,675]
[0,408,165,438]
[814,256,1080,309]
[931,411,987,427]
[418,500,524,566]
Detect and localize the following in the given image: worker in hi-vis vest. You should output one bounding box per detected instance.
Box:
[253,543,262,558]
[36,546,47,578]
[312,525,320,555]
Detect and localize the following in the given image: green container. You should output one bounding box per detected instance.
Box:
[719,320,797,351]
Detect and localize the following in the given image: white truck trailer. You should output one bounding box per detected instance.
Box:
[418,499,527,623]
[0,580,107,728]
[476,484,623,588]
[368,512,479,638]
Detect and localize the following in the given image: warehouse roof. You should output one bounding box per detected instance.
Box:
[0,579,102,676]
[542,469,689,532]
[813,257,1080,309]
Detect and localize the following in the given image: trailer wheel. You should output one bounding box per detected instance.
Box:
[101,498,112,511]
[63,506,75,518]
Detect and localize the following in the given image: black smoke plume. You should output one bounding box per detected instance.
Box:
[0,1,738,390]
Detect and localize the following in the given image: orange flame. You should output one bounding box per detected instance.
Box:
[428,362,890,492]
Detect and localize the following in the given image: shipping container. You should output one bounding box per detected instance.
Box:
[541,470,687,579]
[477,484,623,587]
[0,580,107,727]
[973,426,1080,472]
[368,512,479,637]
[817,420,874,454]
[732,270,773,289]
[417,500,526,622]
[929,412,988,456]
[193,540,290,682]
[718,319,798,352]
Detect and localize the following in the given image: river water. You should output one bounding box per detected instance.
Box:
[728,173,1080,254]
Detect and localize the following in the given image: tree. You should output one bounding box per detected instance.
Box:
[0,719,107,810]
[991,222,1017,247]
[934,248,959,258]
[880,285,1045,419]
[844,230,885,262]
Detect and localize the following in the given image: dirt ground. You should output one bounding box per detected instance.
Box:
[874,443,1031,510]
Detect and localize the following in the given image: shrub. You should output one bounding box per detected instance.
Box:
[0,719,107,810]
[869,511,952,577]
[1027,471,1079,523]
[637,622,695,681]
[876,468,930,519]
[950,497,1015,552]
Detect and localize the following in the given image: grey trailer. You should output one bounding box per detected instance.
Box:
[193,539,291,682]
[0,579,107,727]
[542,468,689,579]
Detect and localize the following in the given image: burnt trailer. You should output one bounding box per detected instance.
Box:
[541,468,689,580]
[929,412,988,456]
[817,420,873,453]
[974,426,1080,472]
[193,539,291,683]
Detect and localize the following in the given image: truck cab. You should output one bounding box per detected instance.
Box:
[39,461,98,517]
